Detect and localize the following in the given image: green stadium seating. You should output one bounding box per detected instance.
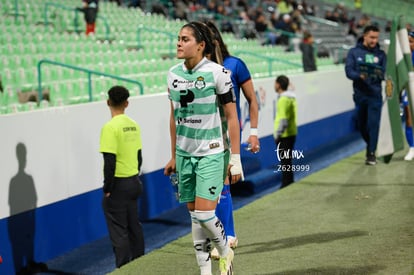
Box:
[0,0,341,114]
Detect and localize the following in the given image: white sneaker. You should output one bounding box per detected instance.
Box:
[219,248,234,275]
[404,148,414,161]
[227,236,238,249]
[211,236,238,261]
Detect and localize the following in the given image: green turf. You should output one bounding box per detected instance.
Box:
[110,150,414,275]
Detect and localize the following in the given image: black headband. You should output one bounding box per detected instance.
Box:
[187,22,204,42]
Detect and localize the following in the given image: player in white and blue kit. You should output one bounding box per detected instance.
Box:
[206,21,260,253]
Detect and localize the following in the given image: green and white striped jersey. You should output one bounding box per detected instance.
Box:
[168,57,234,157]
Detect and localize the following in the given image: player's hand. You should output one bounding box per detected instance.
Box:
[247,135,260,154]
[228,154,244,183]
[360,73,367,80]
[164,159,176,176]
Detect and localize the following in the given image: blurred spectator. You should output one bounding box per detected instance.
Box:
[354,0,362,10]
[254,12,278,45]
[384,20,391,33]
[236,0,249,12]
[128,0,141,8]
[214,4,234,32]
[197,0,208,8]
[290,9,305,32]
[172,0,188,20]
[300,0,315,16]
[151,3,168,16]
[78,0,99,36]
[108,0,121,6]
[356,14,371,29]
[348,14,370,38]
[331,10,341,22]
[348,17,359,38]
[332,3,348,23]
[223,0,234,16]
[277,0,294,15]
[216,4,234,33]
[339,10,350,24]
[206,1,218,13]
[299,30,317,72]
[324,10,336,22]
[273,13,295,46]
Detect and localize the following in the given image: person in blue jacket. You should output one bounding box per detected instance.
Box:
[345,25,386,165]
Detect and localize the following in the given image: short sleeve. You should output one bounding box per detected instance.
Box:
[215,67,233,96]
[100,124,118,154]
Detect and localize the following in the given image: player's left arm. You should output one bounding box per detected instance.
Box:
[241,79,260,153]
[222,101,244,183]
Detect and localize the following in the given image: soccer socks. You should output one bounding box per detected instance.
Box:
[215,184,236,237]
[190,211,212,275]
[405,126,414,147]
[194,210,230,258]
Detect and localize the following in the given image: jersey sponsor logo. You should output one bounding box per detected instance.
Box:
[172,79,193,89]
[209,142,220,149]
[195,76,206,90]
[177,117,202,124]
[179,109,194,114]
[179,89,195,107]
[365,53,375,63]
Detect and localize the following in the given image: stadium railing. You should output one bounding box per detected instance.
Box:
[37,59,144,103]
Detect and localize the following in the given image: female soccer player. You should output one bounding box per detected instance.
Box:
[205,20,260,257]
[164,21,243,275]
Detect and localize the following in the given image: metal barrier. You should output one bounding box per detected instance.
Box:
[37,59,144,102]
[234,50,302,77]
[5,0,25,22]
[304,15,340,27]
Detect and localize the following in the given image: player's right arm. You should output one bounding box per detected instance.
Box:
[164,101,176,176]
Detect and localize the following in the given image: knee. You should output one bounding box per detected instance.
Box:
[193,210,216,223]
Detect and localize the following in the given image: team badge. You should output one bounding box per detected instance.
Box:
[385,75,394,98]
[195,76,206,90]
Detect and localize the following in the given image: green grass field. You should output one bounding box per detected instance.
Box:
[110,149,414,275]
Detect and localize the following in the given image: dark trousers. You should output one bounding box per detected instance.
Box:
[102,175,145,268]
[275,136,296,188]
[353,93,382,154]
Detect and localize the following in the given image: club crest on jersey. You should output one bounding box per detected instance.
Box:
[195,76,206,90]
